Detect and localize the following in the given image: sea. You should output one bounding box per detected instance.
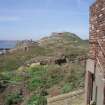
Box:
[0,40,17,54]
[0,40,17,49]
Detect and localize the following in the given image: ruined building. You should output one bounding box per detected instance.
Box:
[86,0,105,105]
[16,40,39,51]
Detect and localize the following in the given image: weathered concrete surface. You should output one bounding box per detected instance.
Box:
[86,59,95,74]
[47,89,84,105]
[95,64,104,105]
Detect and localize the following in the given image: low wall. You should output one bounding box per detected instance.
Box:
[47,89,84,105]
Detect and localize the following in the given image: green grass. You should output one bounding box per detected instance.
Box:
[26,65,64,91]
[62,83,74,93]
[62,64,85,92]
[0,46,52,72]
[1,71,23,84]
[26,64,85,93]
[27,66,48,91]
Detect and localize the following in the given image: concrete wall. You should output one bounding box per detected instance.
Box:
[47,89,84,105]
[95,64,104,105]
[86,59,95,73]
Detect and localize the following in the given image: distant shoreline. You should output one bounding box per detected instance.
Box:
[0,40,17,55]
[0,40,17,49]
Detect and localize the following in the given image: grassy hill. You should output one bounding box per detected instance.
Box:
[0,32,89,105]
[0,32,88,72]
[39,32,88,53]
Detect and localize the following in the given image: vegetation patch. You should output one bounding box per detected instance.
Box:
[27,95,47,105]
[0,32,88,104]
[4,92,23,105]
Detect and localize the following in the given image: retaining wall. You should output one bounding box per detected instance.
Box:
[47,89,84,105]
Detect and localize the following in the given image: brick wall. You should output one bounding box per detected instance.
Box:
[89,0,105,63]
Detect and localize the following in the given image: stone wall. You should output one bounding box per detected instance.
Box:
[47,89,84,105]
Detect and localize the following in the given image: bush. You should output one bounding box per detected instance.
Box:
[46,65,64,87]
[0,71,23,85]
[62,83,74,93]
[27,65,64,91]
[27,66,48,91]
[4,92,23,105]
[27,95,47,105]
[61,64,85,93]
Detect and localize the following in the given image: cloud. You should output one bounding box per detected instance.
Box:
[0,16,21,21]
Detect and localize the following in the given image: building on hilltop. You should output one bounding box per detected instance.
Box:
[85,0,105,105]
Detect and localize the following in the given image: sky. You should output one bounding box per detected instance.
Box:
[0,0,95,40]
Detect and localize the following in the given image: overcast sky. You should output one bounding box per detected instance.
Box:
[0,0,95,40]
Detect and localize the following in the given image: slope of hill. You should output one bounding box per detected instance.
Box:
[39,32,88,56]
[0,32,89,105]
[39,32,88,49]
[0,32,88,72]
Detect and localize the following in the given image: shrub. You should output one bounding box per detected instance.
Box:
[0,71,23,85]
[61,64,85,93]
[27,95,47,105]
[4,92,23,105]
[27,66,48,91]
[27,65,64,91]
[62,83,74,93]
[47,65,64,87]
